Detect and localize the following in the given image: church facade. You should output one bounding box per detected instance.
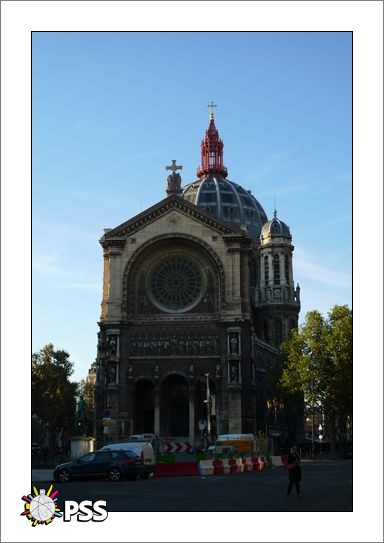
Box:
[94,110,301,444]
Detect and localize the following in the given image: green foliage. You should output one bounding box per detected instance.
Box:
[279,305,352,446]
[76,378,95,435]
[32,344,78,438]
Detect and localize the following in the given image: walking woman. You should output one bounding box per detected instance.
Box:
[285,445,302,497]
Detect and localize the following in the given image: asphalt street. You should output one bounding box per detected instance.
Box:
[32,458,352,512]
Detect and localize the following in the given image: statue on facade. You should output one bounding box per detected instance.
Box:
[166,160,183,195]
[229,333,239,355]
[230,362,239,383]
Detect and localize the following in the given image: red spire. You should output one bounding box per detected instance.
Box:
[196,108,228,178]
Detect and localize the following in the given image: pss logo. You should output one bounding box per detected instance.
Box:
[63,500,108,522]
[21,487,107,526]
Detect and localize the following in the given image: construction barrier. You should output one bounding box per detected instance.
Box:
[251,457,260,471]
[221,458,231,474]
[212,459,225,475]
[199,460,214,476]
[271,455,285,467]
[261,456,269,468]
[242,457,253,472]
[155,461,199,477]
[154,457,268,477]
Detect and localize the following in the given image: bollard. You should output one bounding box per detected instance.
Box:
[199,459,214,476]
[251,457,260,471]
[213,459,225,475]
[221,458,231,474]
[228,458,238,473]
[235,458,244,472]
[242,457,253,472]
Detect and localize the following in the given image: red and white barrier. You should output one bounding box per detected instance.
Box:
[251,457,260,471]
[212,459,224,475]
[198,456,268,476]
[199,460,214,476]
[271,455,284,467]
[242,457,253,472]
[221,458,231,474]
[228,458,239,473]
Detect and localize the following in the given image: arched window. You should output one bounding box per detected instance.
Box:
[273,255,280,285]
[264,255,269,285]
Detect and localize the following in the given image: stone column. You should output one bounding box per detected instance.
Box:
[105,240,125,320]
[154,389,160,436]
[189,390,195,440]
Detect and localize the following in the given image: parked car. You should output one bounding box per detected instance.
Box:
[53,450,145,483]
[99,441,155,479]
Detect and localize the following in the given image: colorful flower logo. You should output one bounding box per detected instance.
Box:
[21,485,62,526]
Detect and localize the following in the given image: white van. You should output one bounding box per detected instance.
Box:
[99,441,156,478]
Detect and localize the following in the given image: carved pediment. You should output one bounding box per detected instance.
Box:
[100,194,250,246]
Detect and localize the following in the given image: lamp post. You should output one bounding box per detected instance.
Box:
[266,398,284,454]
[97,332,116,444]
[309,372,315,458]
[204,373,211,445]
[318,423,323,454]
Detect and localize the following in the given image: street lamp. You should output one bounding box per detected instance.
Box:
[203,373,211,445]
[266,398,284,454]
[97,332,117,443]
[318,423,323,454]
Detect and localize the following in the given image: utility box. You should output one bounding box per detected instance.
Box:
[70,436,95,459]
[215,434,255,454]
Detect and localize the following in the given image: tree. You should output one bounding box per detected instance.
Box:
[32,344,78,449]
[279,305,352,453]
[76,378,95,436]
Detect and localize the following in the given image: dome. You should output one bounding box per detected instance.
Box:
[182,175,268,239]
[260,210,291,242]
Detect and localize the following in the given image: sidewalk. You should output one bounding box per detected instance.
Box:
[32,469,54,482]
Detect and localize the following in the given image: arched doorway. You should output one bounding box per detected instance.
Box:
[160,374,189,437]
[134,379,154,434]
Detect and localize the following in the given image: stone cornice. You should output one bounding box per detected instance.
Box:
[100,239,126,250]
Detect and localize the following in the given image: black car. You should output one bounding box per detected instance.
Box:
[53,450,146,482]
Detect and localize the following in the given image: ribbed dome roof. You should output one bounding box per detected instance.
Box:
[260,211,291,241]
[182,175,268,239]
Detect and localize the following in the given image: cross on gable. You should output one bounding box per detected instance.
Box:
[166,160,183,174]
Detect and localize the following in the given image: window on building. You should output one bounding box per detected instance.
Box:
[275,319,283,346]
[273,255,280,285]
[264,320,270,343]
[264,255,269,285]
[285,255,290,283]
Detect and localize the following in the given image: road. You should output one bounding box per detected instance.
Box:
[33,459,352,512]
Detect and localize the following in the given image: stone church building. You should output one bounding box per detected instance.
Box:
[94,110,301,444]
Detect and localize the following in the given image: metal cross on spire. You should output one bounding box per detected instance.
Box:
[208,100,217,119]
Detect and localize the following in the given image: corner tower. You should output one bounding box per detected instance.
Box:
[253,210,301,347]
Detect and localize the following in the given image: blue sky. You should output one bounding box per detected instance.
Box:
[32,31,352,382]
